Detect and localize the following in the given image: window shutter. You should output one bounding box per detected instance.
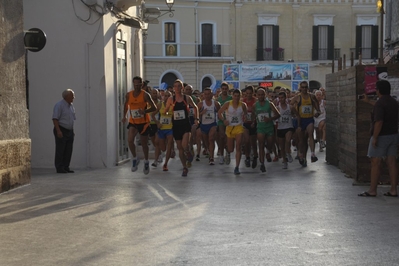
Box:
[312,26,319,60]
[355,26,362,60]
[272,25,279,60]
[257,25,263,61]
[327,26,334,60]
[371,26,379,60]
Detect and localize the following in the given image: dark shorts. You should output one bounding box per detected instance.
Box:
[157,129,173,139]
[173,122,192,140]
[244,123,257,135]
[149,124,158,137]
[277,128,295,138]
[128,123,150,136]
[200,122,217,134]
[300,117,314,131]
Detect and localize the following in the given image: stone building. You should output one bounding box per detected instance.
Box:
[143,0,381,91]
[0,0,31,192]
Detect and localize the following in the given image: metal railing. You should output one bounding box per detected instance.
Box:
[144,43,230,58]
[256,48,284,61]
[197,44,221,57]
[350,48,372,59]
[311,48,341,60]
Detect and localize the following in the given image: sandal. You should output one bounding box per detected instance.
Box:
[358,191,376,197]
[383,192,398,197]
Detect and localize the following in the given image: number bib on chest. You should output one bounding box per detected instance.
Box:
[280,116,290,124]
[161,117,171,125]
[204,112,215,121]
[301,105,312,114]
[174,110,186,120]
[189,108,195,117]
[246,112,252,121]
[257,113,269,122]
[131,109,143,119]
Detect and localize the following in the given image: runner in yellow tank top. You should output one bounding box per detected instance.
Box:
[290,81,321,166]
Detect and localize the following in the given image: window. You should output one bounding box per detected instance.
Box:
[256,25,280,61]
[164,22,175,43]
[356,25,378,59]
[312,25,334,60]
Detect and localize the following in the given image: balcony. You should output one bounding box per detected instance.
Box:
[143,43,231,58]
[197,44,221,57]
[256,48,284,61]
[350,48,372,60]
[311,48,341,60]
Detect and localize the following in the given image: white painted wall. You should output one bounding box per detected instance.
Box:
[24,0,142,169]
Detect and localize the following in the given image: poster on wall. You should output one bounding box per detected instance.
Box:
[364,66,377,94]
[222,63,308,90]
[223,64,240,81]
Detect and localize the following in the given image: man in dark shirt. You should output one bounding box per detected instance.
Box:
[359,80,398,197]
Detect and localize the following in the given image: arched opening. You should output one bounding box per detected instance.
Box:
[201,77,212,91]
[309,80,322,92]
[161,72,178,88]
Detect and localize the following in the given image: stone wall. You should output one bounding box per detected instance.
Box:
[0,0,31,193]
[326,64,399,183]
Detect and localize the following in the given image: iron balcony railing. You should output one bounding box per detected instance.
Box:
[256,48,285,61]
[144,43,231,58]
[311,48,341,60]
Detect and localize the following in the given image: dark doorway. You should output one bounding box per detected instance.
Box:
[309,80,322,93]
[202,77,212,91]
[161,72,178,87]
[201,24,213,56]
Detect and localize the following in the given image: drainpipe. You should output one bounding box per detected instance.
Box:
[195,1,199,90]
[85,42,91,168]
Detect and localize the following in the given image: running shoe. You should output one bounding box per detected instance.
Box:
[144,161,150,175]
[157,153,164,163]
[182,167,188,177]
[234,167,240,175]
[171,150,176,158]
[311,155,318,163]
[186,161,192,168]
[163,164,168,171]
[131,157,140,172]
[266,153,272,162]
[272,156,279,162]
[245,158,250,167]
[252,157,258,169]
[203,149,208,156]
[186,150,193,163]
[260,164,266,173]
[196,154,200,161]
[225,153,231,165]
[302,159,308,167]
[151,161,158,167]
[299,157,304,166]
[219,155,225,165]
[209,158,215,165]
[283,162,288,169]
[287,154,293,163]
[319,146,324,152]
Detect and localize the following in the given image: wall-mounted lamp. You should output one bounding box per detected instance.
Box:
[142,0,175,24]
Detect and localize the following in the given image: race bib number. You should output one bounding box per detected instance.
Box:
[280,116,290,124]
[161,117,171,125]
[230,116,239,124]
[189,108,195,117]
[246,112,252,121]
[257,113,269,122]
[204,112,215,121]
[173,110,186,120]
[131,109,143,119]
[301,105,312,114]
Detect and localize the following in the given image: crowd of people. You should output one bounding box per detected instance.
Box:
[122,76,327,176]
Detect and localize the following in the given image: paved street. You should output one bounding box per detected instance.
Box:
[1,151,399,266]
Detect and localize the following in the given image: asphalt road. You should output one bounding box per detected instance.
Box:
[1,151,399,266]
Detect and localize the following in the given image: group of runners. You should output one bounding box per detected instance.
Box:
[122,76,326,176]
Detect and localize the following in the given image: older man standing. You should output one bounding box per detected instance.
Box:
[52,89,76,174]
[358,80,398,197]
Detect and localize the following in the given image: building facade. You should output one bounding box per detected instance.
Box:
[143,0,381,91]
[24,0,145,169]
[0,0,31,192]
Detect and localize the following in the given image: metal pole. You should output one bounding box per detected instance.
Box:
[379,0,384,64]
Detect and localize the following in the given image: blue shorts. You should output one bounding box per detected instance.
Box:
[367,134,398,158]
[157,129,173,139]
[300,117,314,131]
[200,122,217,134]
